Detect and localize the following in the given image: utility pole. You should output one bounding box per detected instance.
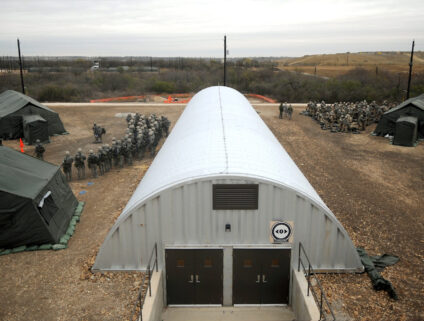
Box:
[406,40,415,100]
[224,35,227,86]
[17,38,25,94]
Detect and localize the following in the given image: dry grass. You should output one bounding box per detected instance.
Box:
[277,51,424,77]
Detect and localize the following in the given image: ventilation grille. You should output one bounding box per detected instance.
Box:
[213,184,258,210]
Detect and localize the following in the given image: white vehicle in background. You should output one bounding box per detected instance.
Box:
[90,60,100,71]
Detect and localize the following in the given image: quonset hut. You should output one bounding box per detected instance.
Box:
[94,86,362,305]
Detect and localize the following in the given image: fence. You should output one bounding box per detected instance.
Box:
[298,242,336,321]
[246,93,277,103]
[90,95,146,103]
[131,243,158,321]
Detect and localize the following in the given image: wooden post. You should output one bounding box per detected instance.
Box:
[406,40,415,100]
[224,35,227,86]
[17,38,25,94]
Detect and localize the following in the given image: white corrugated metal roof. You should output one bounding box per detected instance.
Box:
[116,86,329,225]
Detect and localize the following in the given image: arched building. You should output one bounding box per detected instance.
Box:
[94,86,362,305]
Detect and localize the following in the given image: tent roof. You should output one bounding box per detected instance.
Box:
[396,116,418,124]
[384,94,424,114]
[0,90,57,118]
[22,114,47,125]
[0,146,59,199]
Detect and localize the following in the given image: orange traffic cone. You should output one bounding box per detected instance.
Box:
[19,138,24,153]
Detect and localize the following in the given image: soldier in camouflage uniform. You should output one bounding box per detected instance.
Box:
[342,115,350,132]
[87,150,99,178]
[161,116,171,137]
[322,112,329,130]
[136,130,145,160]
[115,140,123,168]
[93,123,100,143]
[105,144,113,171]
[120,139,129,165]
[287,104,293,120]
[143,128,150,159]
[127,138,134,166]
[101,145,108,172]
[116,140,124,168]
[129,124,135,137]
[126,113,132,124]
[346,113,352,132]
[35,139,45,159]
[357,112,366,131]
[74,148,86,179]
[148,129,156,157]
[339,115,346,132]
[154,120,162,140]
[129,133,137,158]
[111,141,119,168]
[153,121,160,145]
[279,102,283,119]
[62,151,73,181]
[328,110,336,131]
[97,147,106,176]
[134,112,141,124]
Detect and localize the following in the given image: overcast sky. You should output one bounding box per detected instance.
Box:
[0,0,423,57]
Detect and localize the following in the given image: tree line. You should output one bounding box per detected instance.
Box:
[0,57,422,103]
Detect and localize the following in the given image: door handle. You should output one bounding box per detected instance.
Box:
[195,275,200,283]
[256,275,260,283]
[188,275,194,283]
[262,274,268,283]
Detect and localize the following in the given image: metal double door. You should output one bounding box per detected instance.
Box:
[165,249,223,305]
[233,249,291,304]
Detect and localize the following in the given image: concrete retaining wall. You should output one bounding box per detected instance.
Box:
[291,268,320,321]
[141,270,164,321]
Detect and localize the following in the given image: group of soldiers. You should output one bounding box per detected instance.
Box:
[61,113,171,181]
[279,102,293,120]
[303,100,394,133]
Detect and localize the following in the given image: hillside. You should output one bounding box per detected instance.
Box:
[277,51,424,77]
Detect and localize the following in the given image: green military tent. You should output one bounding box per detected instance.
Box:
[0,90,66,142]
[0,146,78,248]
[374,94,424,142]
[23,114,49,145]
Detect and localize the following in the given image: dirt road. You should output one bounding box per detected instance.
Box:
[0,103,423,321]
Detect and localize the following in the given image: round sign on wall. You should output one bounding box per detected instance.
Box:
[271,222,292,242]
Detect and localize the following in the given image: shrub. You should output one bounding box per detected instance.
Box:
[150,80,175,93]
[37,86,79,102]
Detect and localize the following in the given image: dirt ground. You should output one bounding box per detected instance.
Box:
[0,102,423,321]
[259,107,424,321]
